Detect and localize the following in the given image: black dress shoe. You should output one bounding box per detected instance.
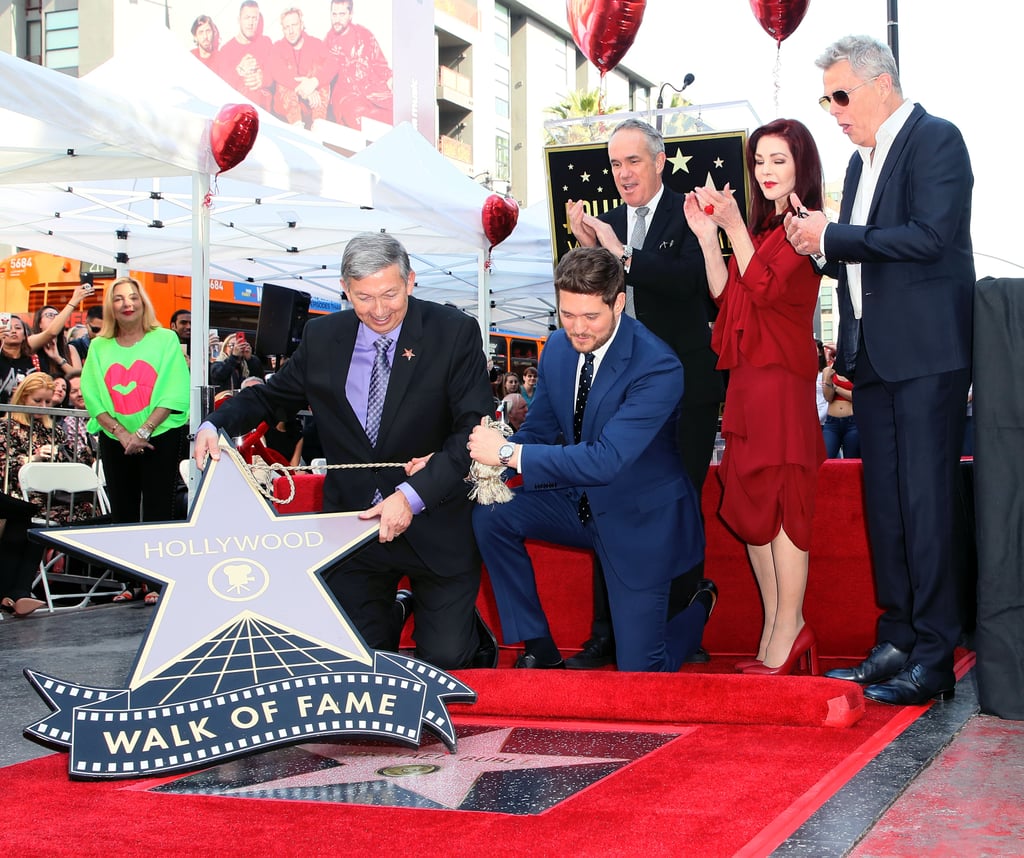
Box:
[467,609,499,668]
[388,589,415,650]
[864,663,956,706]
[394,589,415,623]
[824,641,909,684]
[514,653,565,669]
[689,578,718,620]
[565,636,615,669]
[684,646,711,664]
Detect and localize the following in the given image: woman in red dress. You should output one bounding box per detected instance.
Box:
[684,119,826,675]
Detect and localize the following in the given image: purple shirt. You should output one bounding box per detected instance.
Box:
[345,321,424,514]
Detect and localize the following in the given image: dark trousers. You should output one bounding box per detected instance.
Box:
[0,499,44,600]
[590,400,720,640]
[855,344,970,673]
[325,537,481,671]
[99,425,187,524]
[474,488,707,672]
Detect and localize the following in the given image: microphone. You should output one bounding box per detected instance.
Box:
[656,74,696,131]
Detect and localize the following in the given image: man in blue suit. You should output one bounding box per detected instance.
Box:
[469,247,715,671]
[786,35,973,705]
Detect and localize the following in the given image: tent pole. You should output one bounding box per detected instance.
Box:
[478,248,490,355]
[187,171,212,498]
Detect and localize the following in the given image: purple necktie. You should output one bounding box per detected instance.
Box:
[366,336,392,505]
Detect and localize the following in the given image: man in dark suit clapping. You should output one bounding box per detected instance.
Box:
[195,233,496,670]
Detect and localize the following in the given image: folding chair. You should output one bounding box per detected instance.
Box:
[17,461,121,612]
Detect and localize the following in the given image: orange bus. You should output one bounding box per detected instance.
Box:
[488,329,546,378]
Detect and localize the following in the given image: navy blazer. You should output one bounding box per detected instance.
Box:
[513,314,704,591]
[824,104,974,382]
[208,296,494,578]
[602,187,723,407]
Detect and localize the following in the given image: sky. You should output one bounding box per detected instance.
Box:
[623,0,1017,279]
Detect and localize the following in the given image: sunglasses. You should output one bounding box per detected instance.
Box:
[819,76,879,111]
[89,326,102,334]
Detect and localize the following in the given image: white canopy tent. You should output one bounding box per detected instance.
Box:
[0,34,558,338]
[0,41,382,431]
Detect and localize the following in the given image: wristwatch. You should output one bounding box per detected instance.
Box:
[619,245,633,266]
[135,424,154,441]
[498,443,515,467]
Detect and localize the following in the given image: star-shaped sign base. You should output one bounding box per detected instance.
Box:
[22,437,477,779]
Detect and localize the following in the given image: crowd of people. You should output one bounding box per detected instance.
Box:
[191,0,393,131]
[1,278,194,613]
[4,33,976,707]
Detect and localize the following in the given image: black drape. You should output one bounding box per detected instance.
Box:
[973,277,1024,719]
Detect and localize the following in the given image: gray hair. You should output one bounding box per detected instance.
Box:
[341,232,412,282]
[816,35,902,96]
[610,118,664,157]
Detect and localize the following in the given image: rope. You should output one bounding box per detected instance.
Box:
[240,418,517,507]
[239,457,408,505]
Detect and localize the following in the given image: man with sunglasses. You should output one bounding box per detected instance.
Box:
[786,35,974,707]
[70,305,104,362]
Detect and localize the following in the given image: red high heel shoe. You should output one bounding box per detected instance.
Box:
[741,626,819,676]
[734,658,763,672]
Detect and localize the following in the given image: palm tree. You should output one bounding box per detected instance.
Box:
[544,87,625,145]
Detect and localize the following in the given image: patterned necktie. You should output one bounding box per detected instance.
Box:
[366,336,392,505]
[365,336,392,446]
[624,205,649,318]
[574,352,595,524]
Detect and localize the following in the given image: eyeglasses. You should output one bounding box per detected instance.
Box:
[41,310,58,318]
[818,76,880,111]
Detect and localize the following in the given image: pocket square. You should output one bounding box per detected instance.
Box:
[658,239,675,249]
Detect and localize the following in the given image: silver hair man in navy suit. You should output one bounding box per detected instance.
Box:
[786,35,974,705]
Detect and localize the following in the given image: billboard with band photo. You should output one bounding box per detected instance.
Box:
[176,0,435,144]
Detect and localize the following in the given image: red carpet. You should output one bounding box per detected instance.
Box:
[450,669,864,729]
[0,689,920,858]
[0,461,932,854]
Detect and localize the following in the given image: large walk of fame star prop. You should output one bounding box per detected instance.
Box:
[22,435,476,780]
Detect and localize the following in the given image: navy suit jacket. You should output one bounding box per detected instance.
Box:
[602,186,723,407]
[208,296,494,578]
[824,104,974,382]
[513,314,704,592]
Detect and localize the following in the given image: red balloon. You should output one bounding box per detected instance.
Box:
[566,0,647,76]
[210,104,259,173]
[749,0,810,45]
[482,193,519,249]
